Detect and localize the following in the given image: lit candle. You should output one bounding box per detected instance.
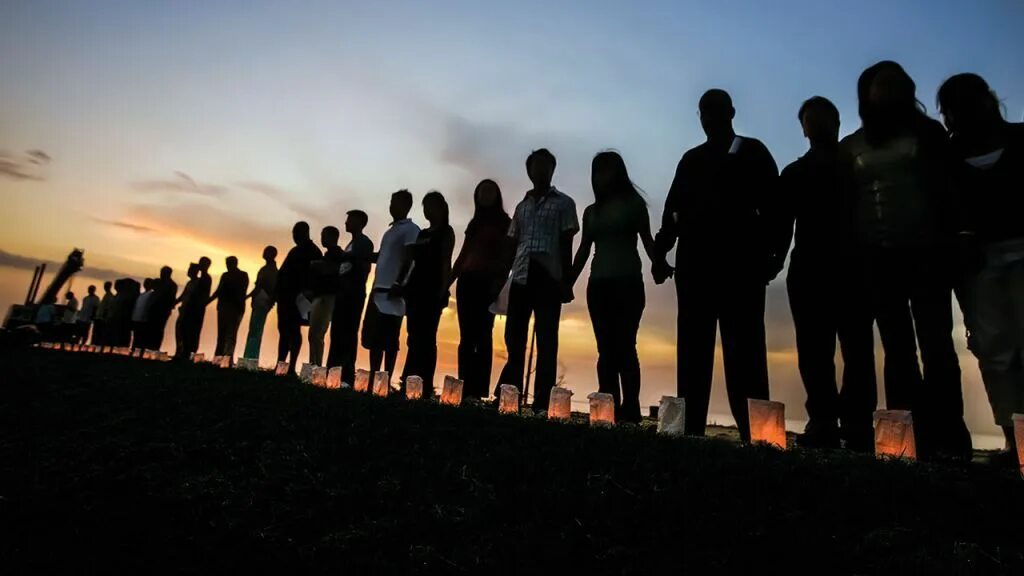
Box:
[873,410,916,460]
[498,384,520,415]
[588,392,615,427]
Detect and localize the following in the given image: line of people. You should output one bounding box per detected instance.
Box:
[59,62,1021,464]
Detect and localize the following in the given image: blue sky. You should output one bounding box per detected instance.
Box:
[2,0,1023,440]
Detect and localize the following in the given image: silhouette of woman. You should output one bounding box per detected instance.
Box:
[570,151,658,423]
[449,180,510,399]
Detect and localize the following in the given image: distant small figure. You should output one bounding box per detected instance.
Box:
[776,96,877,450]
[147,266,178,351]
[77,285,100,344]
[277,222,322,372]
[497,149,580,412]
[449,180,510,399]
[939,72,1024,462]
[210,256,250,362]
[399,191,455,396]
[653,89,781,442]
[363,190,420,385]
[132,279,155,350]
[569,152,658,423]
[308,226,345,367]
[63,291,79,325]
[93,281,115,346]
[327,210,374,385]
[243,246,278,361]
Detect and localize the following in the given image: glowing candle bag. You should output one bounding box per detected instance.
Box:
[548,387,573,420]
[327,367,343,389]
[873,410,917,460]
[498,384,520,415]
[748,399,787,449]
[311,366,328,387]
[405,376,424,400]
[440,376,464,406]
[299,363,314,383]
[588,392,616,427]
[658,397,686,436]
[1014,414,1024,479]
[373,371,390,397]
[274,361,290,376]
[354,369,370,392]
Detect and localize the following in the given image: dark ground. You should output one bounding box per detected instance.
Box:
[2,348,1023,575]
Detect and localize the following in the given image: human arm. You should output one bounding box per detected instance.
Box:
[569,207,593,287]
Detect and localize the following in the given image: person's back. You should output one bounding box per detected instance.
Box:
[278,240,321,301]
[781,148,844,272]
[344,232,374,296]
[80,292,100,323]
[217,269,249,312]
[950,122,1024,245]
[405,224,456,308]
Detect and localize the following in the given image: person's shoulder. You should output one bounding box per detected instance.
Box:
[1005,122,1024,145]
[781,154,809,178]
[553,188,577,206]
[839,129,866,155]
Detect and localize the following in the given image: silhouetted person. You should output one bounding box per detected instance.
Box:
[35,296,58,339]
[308,226,345,366]
[111,278,140,346]
[653,89,781,442]
[174,263,200,358]
[277,222,322,372]
[840,61,971,460]
[77,285,100,344]
[363,190,419,383]
[939,73,1024,464]
[211,256,249,361]
[449,180,510,399]
[569,152,657,423]
[327,210,374,384]
[147,266,178,351]
[63,291,79,324]
[93,281,115,345]
[132,279,156,349]
[176,258,211,358]
[243,246,278,360]
[399,191,455,396]
[775,97,877,450]
[497,149,579,413]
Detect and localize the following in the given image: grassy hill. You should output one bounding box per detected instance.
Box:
[2,348,1023,574]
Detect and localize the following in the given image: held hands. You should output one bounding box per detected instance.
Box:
[652,258,675,285]
[560,281,575,304]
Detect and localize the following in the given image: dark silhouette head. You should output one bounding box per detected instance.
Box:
[423,191,450,226]
[346,210,368,234]
[798,96,840,146]
[699,89,735,141]
[262,245,277,263]
[160,266,172,280]
[390,189,414,221]
[857,60,927,144]
[526,149,556,191]
[225,256,239,271]
[321,226,340,248]
[592,151,643,205]
[187,263,199,280]
[472,179,506,220]
[103,281,112,294]
[87,285,96,295]
[198,257,211,273]
[292,222,311,245]
[65,291,74,301]
[937,73,1003,138]
[143,278,154,291]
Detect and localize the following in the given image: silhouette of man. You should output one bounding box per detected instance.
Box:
[308,226,345,366]
[775,96,877,450]
[176,258,211,358]
[147,266,178,352]
[243,246,278,360]
[77,285,100,344]
[132,279,156,350]
[328,210,374,385]
[210,256,249,361]
[112,278,140,347]
[653,89,781,442]
[93,281,115,345]
[277,222,322,372]
[497,148,579,412]
[174,263,199,359]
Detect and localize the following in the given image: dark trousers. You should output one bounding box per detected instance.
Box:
[457,273,497,399]
[216,307,244,359]
[787,266,877,441]
[91,320,107,346]
[402,299,443,397]
[132,321,148,350]
[149,313,171,352]
[175,309,205,358]
[862,247,971,457]
[676,270,769,441]
[587,276,645,423]
[497,262,562,411]
[327,291,366,386]
[277,297,303,371]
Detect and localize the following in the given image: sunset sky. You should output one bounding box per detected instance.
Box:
[3,0,1023,444]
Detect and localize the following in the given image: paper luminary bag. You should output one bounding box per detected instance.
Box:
[326,367,343,389]
[1013,414,1024,479]
[354,369,371,392]
[311,366,328,387]
[299,363,314,383]
[588,392,616,427]
[440,376,464,406]
[498,384,520,415]
[748,399,787,449]
[405,376,424,400]
[658,396,686,436]
[548,387,573,420]
[372,371,390,397]
[874,410,916,460]
[274,361,290,376]
[191,352,205,364]
[235,358,258,371]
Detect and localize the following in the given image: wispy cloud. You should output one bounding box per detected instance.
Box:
[91,217,158,233]
[236,180,320,220]
[0,149,51,181]
[133,171,228,197]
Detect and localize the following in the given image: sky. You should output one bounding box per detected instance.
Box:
[2,0,1023,444]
